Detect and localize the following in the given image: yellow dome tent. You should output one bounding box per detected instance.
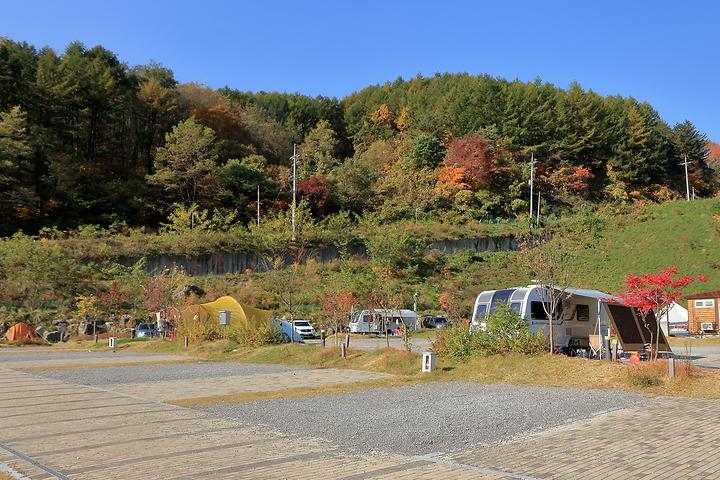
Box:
[181,296,273,332]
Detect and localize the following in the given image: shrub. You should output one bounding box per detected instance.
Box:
[432,304,546,358]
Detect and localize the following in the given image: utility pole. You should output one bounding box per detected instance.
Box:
[528,153,536,226]
[256,185,260,227]
[290,144,299,241]
[680,154,692,202]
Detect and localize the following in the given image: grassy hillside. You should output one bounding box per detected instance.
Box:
[559,198,720,294]
[1,198,718,327]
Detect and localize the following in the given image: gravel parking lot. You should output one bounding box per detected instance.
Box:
[204,382,646,455]
[32,361,307,385]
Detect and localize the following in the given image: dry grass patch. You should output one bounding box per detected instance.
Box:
[0,472,16,480]
[437,353,720,399]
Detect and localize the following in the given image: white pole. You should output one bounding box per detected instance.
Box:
[256,185,260,227]
[536,192,541,226]
[291,144,297,241]
[529,153,535,224]
[681,154,691,202]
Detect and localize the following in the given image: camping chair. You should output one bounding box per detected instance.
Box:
[589,335,602,359]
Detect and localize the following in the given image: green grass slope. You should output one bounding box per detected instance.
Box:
[561,198,720,294]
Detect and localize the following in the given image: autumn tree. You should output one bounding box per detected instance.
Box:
[193,103,253,161]
[371,103,394,127]
[320,291,359,345]
[147,117,226,207]
[396,106,411,131]
[442,134,497,189]
[618,267,706,359]
[297,175,336,216]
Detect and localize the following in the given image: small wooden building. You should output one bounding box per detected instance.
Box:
[686,291,720,334]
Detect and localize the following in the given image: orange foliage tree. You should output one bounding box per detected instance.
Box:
[320,291,359,345]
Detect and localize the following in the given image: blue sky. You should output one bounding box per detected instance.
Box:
[3,0,718,139]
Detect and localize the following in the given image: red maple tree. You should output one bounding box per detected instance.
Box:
[443,134,508,190]
[619,267,706,358]
[297,175,333,215]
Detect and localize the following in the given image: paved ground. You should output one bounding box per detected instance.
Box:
[676,345,720,369]
[32,361,309,385]
[0,350,193,370]
[204,382,645,455]
[2,348,720,479]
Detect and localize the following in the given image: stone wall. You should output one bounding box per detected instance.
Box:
[120,236,519,276]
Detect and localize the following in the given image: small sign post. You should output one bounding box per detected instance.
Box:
[422,351,436,373]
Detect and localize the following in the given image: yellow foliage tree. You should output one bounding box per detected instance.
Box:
[371,104,394,127]
[396,107,410,131]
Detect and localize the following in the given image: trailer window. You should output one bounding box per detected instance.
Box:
[530,301,550,320]
[475,304,488,320]
[510,302,522,313]
[489,289,514,314]
[576,305,590,322]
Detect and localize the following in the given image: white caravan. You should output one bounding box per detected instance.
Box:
[470,285,613,352]
[349,309,418,334]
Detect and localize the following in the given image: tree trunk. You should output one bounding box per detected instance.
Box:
[549,313,554,354]
[655,309,661,361]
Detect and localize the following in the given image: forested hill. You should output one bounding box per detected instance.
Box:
[0,37,716,237]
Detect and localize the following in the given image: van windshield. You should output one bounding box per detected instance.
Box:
[294,321,311,327]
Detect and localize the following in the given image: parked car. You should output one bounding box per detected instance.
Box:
[292,320,316,339]
[135,323,158,338]
[423,315,452,329]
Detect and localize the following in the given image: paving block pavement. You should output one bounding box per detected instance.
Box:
[106,368,393,401]
[0,369,501,480]
[2,363,720,479]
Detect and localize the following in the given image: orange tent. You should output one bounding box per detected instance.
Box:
[4,322,43,343]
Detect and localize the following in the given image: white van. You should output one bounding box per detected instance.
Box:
[349,309,418,334]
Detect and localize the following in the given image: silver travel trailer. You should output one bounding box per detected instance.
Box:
[349,309,418,334]
[470,285,613,352]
